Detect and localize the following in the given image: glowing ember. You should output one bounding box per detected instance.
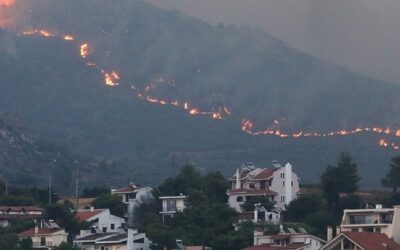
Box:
[64,35,74,41]
[22,29,55,37]
[80,43,89,59]
[103,70,120,86]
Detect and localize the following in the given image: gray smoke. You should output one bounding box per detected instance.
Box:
[146,0,400,85]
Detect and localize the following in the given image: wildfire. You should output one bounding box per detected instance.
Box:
[241,119,400,139]
[379,139,400,150]
[80,43,89,59]
[103,70,120,86]
[22,29,55,37]
[64,35,74,41]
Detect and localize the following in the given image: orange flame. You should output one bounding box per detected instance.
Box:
[80,43,89,59]
[64,35,74,41]
[103,70,120,86]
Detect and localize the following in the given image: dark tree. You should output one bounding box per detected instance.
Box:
[382,156,400,193]
[91,194,125,218]
[321,152,361,205]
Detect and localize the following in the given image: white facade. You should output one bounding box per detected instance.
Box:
[159,195,186,222]
[77,208,125,233]
[18,227,68,249]
[74,229,151,250]
[228,162,300,212]
[253,231,325,250]
[339,205,400,243]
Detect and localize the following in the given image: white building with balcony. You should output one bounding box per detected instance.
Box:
[159,195,186,222]
[227,162,300,212]
[76,207,125,233]
[74,229,151,250]
[338,205,400,243]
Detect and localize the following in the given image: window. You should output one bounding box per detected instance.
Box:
[282,181,285,186]
[249,183,255,189]
[291,181,293,186]
[111,224,115,230]
[40,237,46,246]
[236,196,244,202]
[125,194,129,203]
[280,196,285,202]
[102,227,107,233]
[166,200,177,212]
[280,173,285,178]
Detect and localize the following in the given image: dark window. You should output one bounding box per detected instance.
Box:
[40,237,46,246]
[125,194,129,202]
[249,183,255,189]
[260,181,266,189]
[236,196,244,202]
[134,238,145,243]
[102,227,107,233]
[111,224,115,230]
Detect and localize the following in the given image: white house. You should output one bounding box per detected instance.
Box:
[159,195,186,222]
[227,162,300,212]
[74,229,151,250]
[76,207,125,233]
[244,228,325,250]
[0,206,43,227]
[18,223,68,249]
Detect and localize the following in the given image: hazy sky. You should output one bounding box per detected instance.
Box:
[146,0,400,84]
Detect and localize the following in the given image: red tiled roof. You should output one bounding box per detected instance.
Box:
[229,188,277,196]
[342,232,400,250]
[18,228,64,237]
[0,214,42,220]
[112,185,141,193]
[242,243,307,250]
[76,210,104,222]
[252,169,277,180]
[269,235,291,240]
[0,206,44,212]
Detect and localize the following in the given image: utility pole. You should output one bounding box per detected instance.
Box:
[75,167,79,210]
[48,174,52,205]
[5,181,7,196]
[171,153,175,196]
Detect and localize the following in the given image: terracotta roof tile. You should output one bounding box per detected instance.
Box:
[76,210,104,222]
[0,206,44,212]
[242,243,307,250]
[228,188,277,196]
[252,169,277,180]
[18,228,64,237]
[343,232,400,250]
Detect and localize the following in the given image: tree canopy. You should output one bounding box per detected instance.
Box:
[382,156,400,193]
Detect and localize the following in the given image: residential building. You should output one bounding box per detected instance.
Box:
[18,222,68,249]
[0,206,43,227]
[111,183,153,207]
[339,205,400,243]
[243,228,325,250]
[76,207,125,233]
[228,162,300,212]
[159,195,186,222]
[74,229,151,250]
[321,232,400,250]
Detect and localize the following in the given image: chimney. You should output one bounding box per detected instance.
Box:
[336,226,341,236]
[284,163,293,205]
[34,226,38,234]
[327,226,333,241]
[127,228,134,250]
[236,168,240,189]
[90,206,94,212]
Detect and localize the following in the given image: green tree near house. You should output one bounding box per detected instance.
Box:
[321,152,361,205]
[91,194,125,218]
[382,156,400,193]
